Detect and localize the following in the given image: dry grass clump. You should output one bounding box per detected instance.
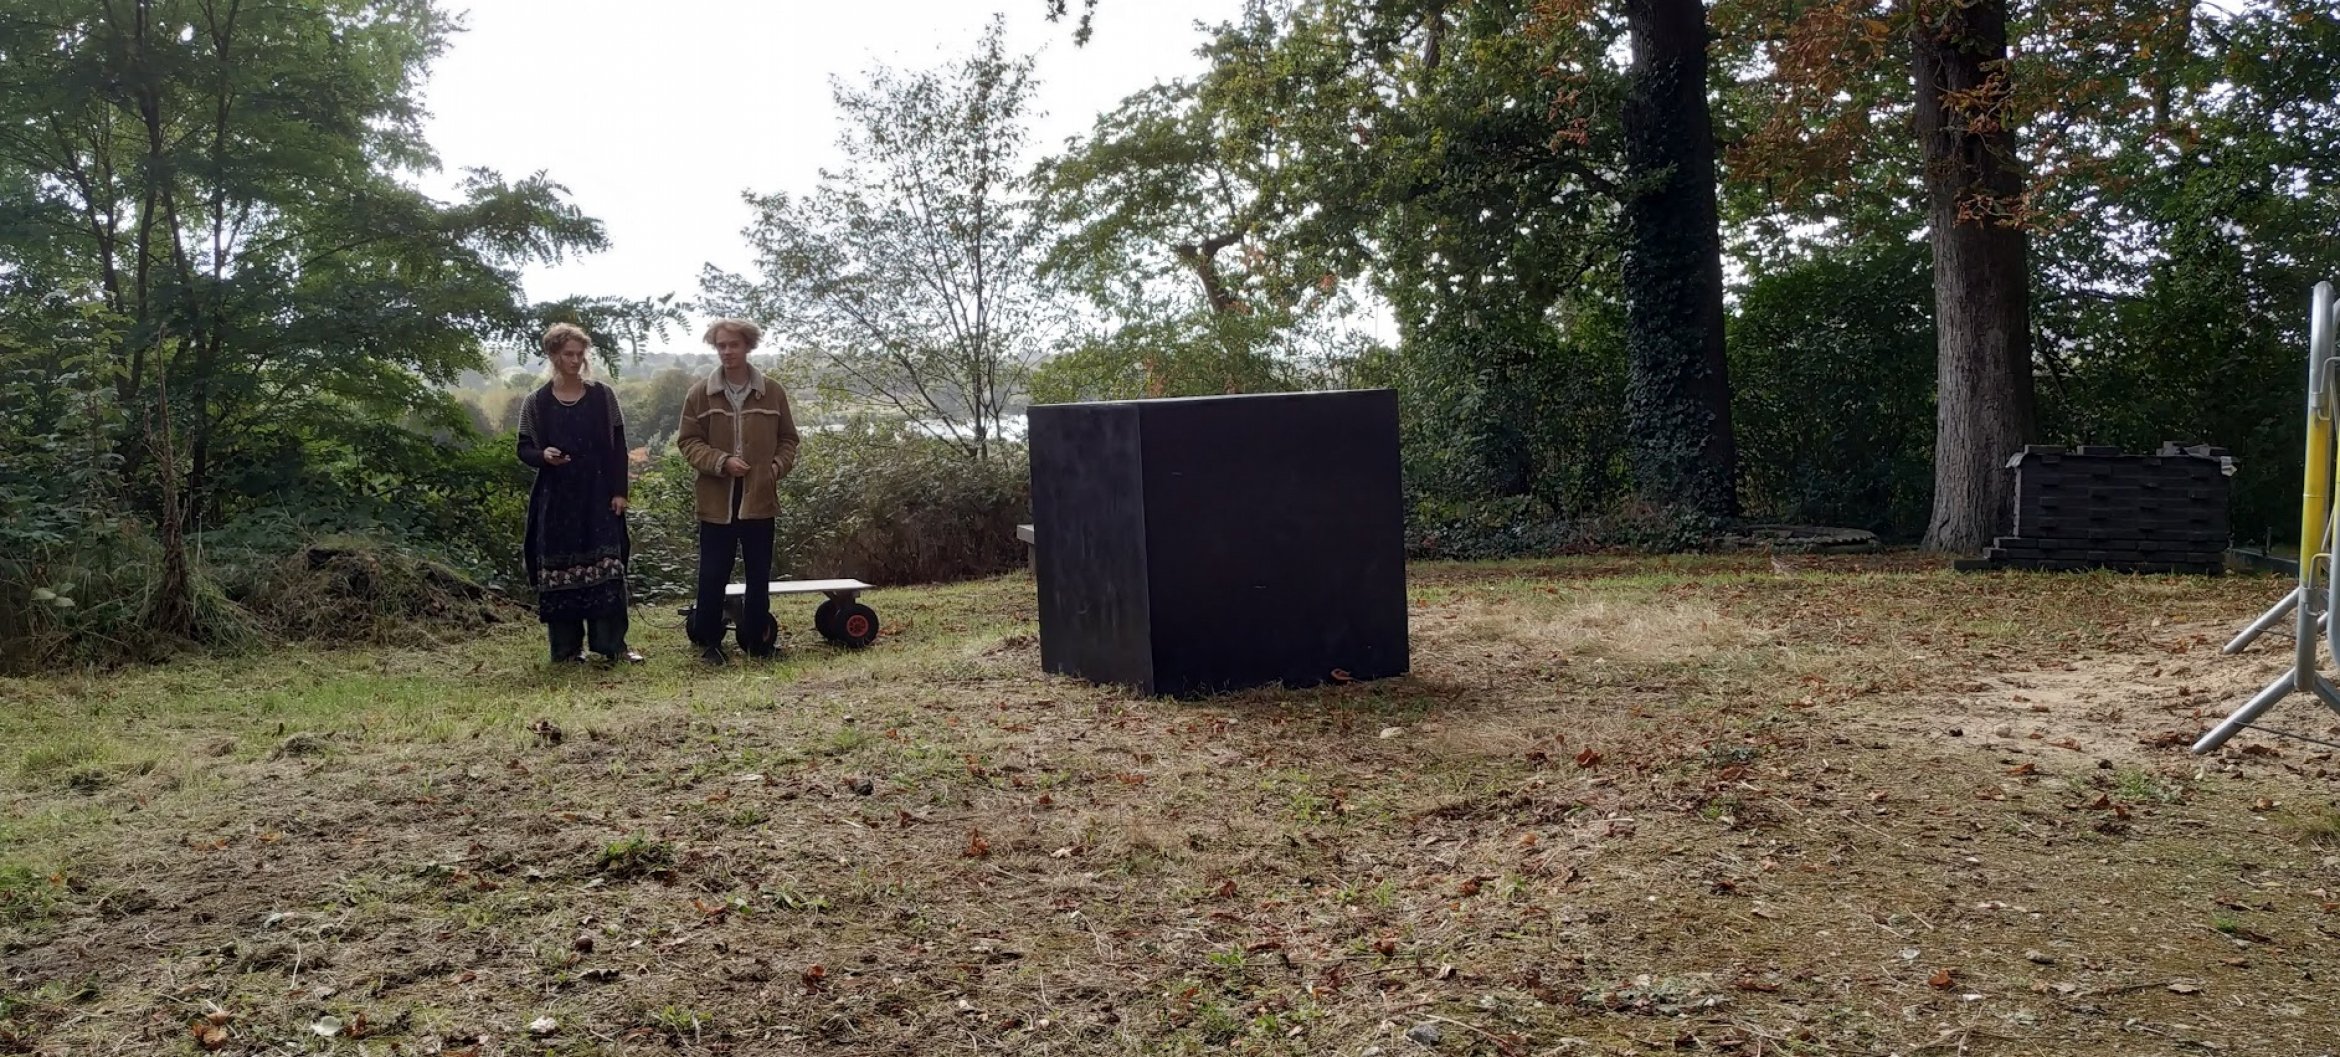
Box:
[240,538,519,645]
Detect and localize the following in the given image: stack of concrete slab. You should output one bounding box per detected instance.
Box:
[1961,443,2236,575]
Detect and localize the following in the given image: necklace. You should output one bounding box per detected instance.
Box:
[554,381,585,406]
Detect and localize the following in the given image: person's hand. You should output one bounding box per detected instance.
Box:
[542,446,571,466]
[609,496,629,515]
[723,456,750,477]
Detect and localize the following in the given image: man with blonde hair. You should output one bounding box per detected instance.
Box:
[677,317,801,663]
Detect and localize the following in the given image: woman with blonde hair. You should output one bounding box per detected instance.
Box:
[517,322,642,664]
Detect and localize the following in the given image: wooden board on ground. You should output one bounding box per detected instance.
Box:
[725,579,871,597]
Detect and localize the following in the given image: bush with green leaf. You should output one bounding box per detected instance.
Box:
[1727,245,1938,539]
[0,520,260,674]
[1357,302,1635,559]
[627,422,1032,596]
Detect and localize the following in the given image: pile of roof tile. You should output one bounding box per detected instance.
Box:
[1958,443,2236,575]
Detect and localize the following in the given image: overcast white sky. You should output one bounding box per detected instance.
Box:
[418,0,1251,357]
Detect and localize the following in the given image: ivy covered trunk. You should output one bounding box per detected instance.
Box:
[1912,0,2036,553]
[1621,0,1739,519]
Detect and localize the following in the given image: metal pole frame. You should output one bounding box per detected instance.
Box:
[2201,282,2340,754]
[2223,517,2334,655]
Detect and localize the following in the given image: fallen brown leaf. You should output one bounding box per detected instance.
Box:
[1928,968,1955,989]
[189,1020,229,1051]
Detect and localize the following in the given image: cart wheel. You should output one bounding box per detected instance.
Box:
[814,598,843,641]
[834,602,880,649]
[740,610,781,656]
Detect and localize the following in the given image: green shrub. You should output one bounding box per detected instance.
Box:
[1402,496,1725,561]
[1728,246,1937,539]
[0,519,260,673]
[215,428,532,590]
[628,422,1030,594]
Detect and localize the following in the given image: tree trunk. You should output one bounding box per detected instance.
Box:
[1173,232,1244,314]
[148,371,197,641]
[1620,0,1740,519]
[1912,0,2035,553]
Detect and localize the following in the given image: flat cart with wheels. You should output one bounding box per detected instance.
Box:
[677,578,882,651]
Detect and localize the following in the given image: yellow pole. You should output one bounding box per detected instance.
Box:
[2309,282,2337,575]
[2305,407,2332,585]
[2297,282,2336,690]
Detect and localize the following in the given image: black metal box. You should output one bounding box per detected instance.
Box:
[1027,389,1410,696]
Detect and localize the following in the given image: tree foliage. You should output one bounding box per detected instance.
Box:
[0,0,674,520]
[1047,0,1742,521]
[1040,0,2340,551]
[0,0,673,659]
[1724,0,2340,545]
[1729,243,1938,537]
[1033,3,1379,400]
[702,18,1049,462]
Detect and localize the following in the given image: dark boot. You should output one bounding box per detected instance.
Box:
[547,620,588,664]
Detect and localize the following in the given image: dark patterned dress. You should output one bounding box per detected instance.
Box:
[517,382,632,645]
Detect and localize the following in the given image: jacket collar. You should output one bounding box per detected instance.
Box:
[710,363,766,396]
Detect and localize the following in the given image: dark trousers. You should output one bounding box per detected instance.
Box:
[548,613,629,661]
[693,486,776,653]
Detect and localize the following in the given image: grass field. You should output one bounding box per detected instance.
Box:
[5,555,2339,1056]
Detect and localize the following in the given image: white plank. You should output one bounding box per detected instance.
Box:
[724,579,872,596]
